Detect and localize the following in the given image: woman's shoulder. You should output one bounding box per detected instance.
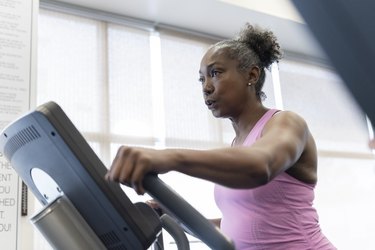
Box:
[259,109,311,142]
[271,110,308,127]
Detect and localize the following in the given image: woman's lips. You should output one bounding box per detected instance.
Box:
[205,99,216,109]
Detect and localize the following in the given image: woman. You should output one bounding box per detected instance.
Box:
[106,23,336,249]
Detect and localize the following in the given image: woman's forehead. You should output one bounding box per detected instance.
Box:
[201,47,230,65]
[205,46,228,59]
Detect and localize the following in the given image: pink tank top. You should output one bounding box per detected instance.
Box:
[214,109,336,250]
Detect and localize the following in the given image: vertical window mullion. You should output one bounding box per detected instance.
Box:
[271,62,284,110]
[150,31,166,149]
[99,21,111,166]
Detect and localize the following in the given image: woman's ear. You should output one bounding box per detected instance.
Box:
[248,65,260,85]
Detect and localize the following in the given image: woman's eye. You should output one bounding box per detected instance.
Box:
[210,70,220,77]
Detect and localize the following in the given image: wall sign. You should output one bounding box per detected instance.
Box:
[0,0,35,248]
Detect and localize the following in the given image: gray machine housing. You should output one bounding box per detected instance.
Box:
[0,102,161,249]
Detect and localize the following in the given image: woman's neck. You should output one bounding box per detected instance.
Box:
[230,105,269,146]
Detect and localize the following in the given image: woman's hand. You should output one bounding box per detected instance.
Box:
[106,146,176,195]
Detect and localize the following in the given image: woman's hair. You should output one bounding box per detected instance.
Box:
[212,23,282,101]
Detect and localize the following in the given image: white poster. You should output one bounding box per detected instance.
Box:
[0,0,35,248]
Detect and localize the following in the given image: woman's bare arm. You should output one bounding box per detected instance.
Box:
[106,111,309,194]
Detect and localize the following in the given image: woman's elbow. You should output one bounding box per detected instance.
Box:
[248,165,271,188]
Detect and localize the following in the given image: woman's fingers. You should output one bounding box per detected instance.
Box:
[106,146,133,182]
[130,157,151,195]
[106,146,150,195]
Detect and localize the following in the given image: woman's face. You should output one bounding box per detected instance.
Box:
[199,47,251,118]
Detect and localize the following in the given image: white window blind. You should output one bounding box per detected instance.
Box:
[108,24,153,140]
[159,31,223,149]
[38,10,106,133]
[278,59,370,154]
[314,156,375,249]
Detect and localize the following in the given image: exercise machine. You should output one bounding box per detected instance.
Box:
[0,101,234,250]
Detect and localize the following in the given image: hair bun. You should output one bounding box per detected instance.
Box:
[237,23,282,69]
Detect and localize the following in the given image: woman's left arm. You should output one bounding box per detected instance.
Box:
[247,111,310,180]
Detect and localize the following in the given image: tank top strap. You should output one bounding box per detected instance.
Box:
[243,109,280,146]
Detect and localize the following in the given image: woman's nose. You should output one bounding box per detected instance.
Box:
[203,80,214,95]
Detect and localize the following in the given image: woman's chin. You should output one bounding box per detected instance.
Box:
[210,110,224,118]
